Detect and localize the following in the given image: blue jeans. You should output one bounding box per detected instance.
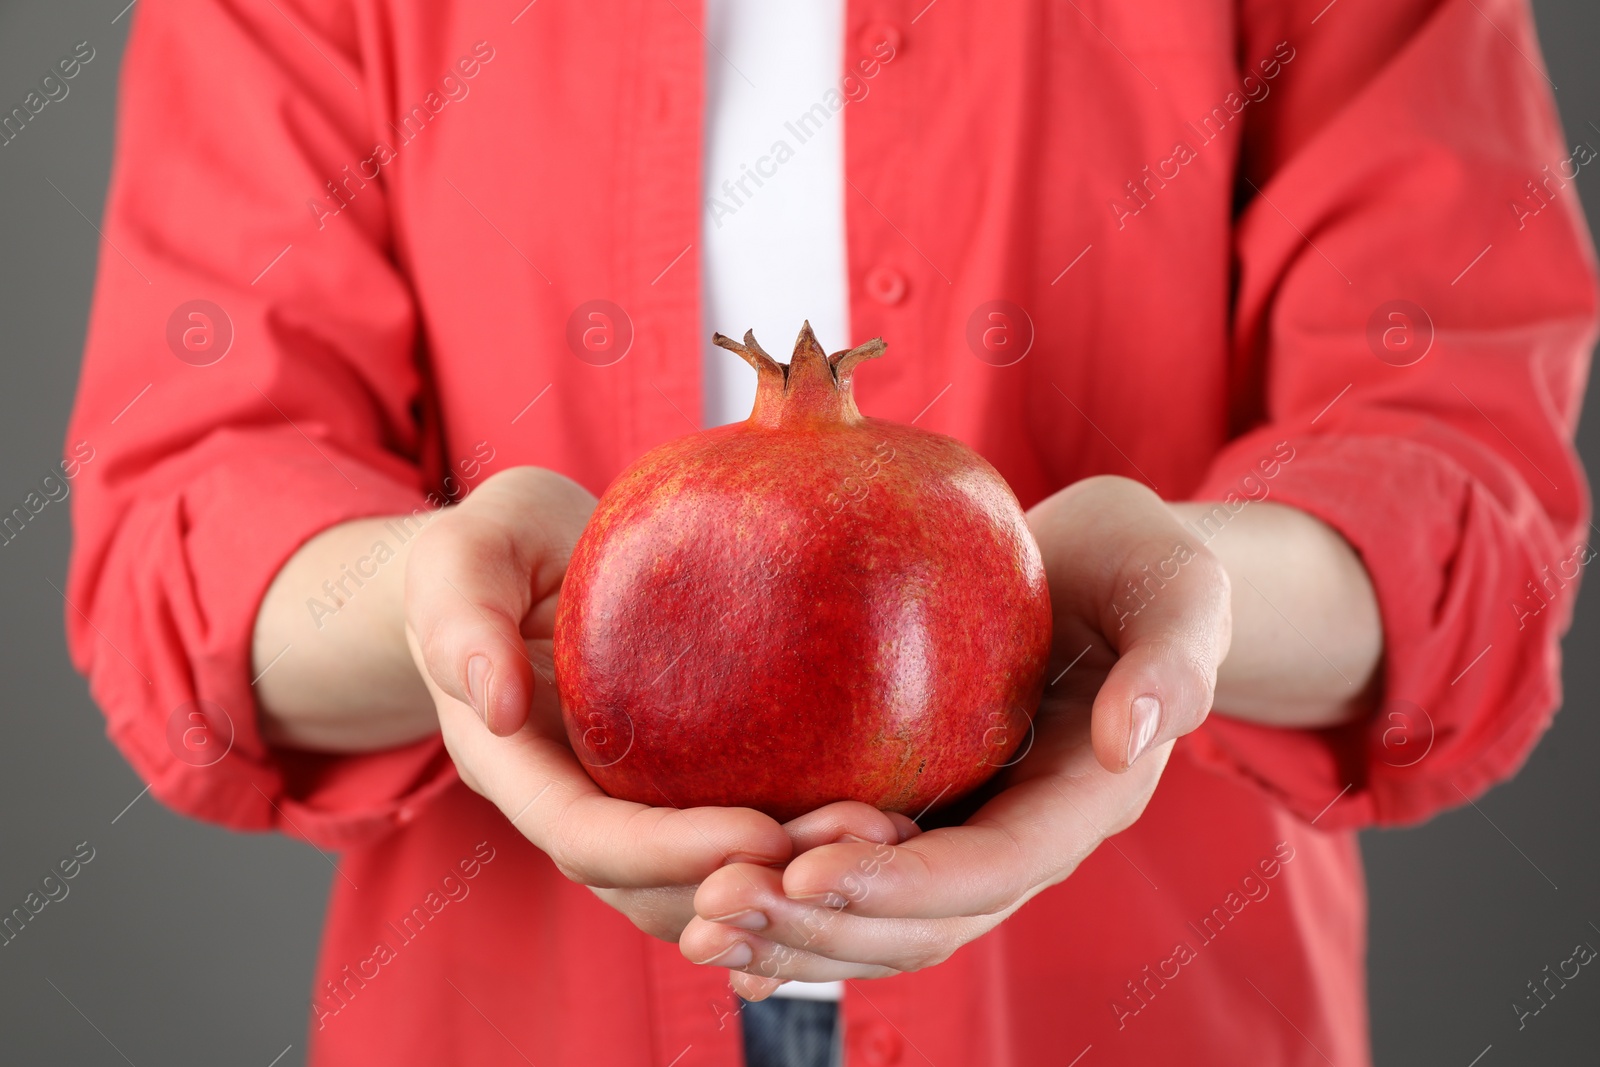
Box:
[741,997,840,1067]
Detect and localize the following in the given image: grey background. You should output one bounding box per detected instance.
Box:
[0,2,1594,1064]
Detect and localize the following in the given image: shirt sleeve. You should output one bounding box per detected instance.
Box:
[64,0,457,850]
[1182,0,1597,829]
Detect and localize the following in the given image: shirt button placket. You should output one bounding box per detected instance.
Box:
[846,4,925,414]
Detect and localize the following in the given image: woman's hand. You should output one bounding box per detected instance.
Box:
[403,467,912,940]
[677,475,1234,997]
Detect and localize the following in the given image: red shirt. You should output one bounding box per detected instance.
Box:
[66,1,1595,1063]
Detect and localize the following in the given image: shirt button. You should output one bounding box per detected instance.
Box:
[865,266,908,305]
[858,21,903,59]
[852,1020,903,1065]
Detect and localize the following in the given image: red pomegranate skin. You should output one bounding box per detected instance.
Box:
[553,324,1052,822]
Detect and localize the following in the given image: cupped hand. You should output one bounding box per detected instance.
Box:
[677,475,1233,997]
[403,466,911,940]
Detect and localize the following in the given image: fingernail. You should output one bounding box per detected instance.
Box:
[787,890,848,909]
[838,833,874,844]
[708,910,768,932]
[467,656,490,724]
[696,941,753,968]
[1127,695,1161,767]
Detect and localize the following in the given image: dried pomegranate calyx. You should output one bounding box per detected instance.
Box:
[711,321,885,428]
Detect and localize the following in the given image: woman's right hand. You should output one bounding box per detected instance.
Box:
[403,466,908,942]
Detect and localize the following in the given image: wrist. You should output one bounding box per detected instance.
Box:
[254,513,441,751]
[1170,499,1382,728]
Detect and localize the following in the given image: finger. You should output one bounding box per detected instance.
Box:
[885,813,922,842]
[729,972,785,1002]
[694,864,972,972]
[405,468,593,736]
[781,801,920,855]
[779,753,1167,920]
[590,885,698,942]
[680,918,899,984]
[431,693,791,887]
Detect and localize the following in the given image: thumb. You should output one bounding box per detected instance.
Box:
[404,468,593,736]
[1091,531,1232,772]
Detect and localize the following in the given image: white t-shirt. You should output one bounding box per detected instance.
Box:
[700,0,849,1003]
[701,0,850,429]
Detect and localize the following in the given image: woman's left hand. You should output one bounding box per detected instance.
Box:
[677,475,1233,998]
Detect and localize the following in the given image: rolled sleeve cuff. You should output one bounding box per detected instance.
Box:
[1180,430,1570,830]
[81,432,457,850]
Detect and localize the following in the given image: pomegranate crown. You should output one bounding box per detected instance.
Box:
[712,321,886,428]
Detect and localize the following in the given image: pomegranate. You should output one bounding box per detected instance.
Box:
[553,323,1052,822]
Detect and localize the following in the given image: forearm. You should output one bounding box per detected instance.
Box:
[1168,501,1382,728]
[253,493,1378,752]
[252,515,439,751]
